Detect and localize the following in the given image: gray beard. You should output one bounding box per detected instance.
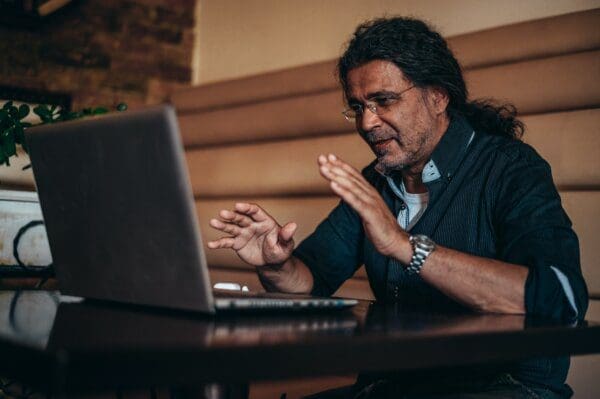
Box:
[374,158,408,177]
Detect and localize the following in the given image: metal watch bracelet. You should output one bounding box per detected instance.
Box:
[407,234,436,275]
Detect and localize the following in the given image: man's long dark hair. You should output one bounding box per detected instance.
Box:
[338,17,524,139]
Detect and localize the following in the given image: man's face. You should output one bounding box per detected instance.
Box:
[345,60,447,175]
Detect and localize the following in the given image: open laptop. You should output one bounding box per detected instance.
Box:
[25,105,357,314]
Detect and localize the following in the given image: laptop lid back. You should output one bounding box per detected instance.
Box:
[26,105,215,313]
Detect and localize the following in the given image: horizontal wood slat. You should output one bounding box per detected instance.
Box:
[178,51,600,147]
[448,8,600,69]
[178,90,346,147]
[524,109,600,189]
[250,375,357,399]
[209,266,374,301]
[196,189,598,296]
[196,196,340,268]
[467,50,600,115]
[171,9,600,113]
[4,109,598,194]
[173,61,338,113]
[561,191,600,296]
[186,133,368,198]
[209,267,263,292]
[186,109,600,198]
[0,147,35,191]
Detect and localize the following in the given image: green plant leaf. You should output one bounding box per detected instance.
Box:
[93,107,108,115]
[66,111,82,120]
[33,105,48,117]
[33,105,53,123]
[18,104,30,119]
[8,104,19,118]
[2,101,128,168]
[1,134,16,158]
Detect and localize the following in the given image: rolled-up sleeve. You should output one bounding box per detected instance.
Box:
[293,199,364,297]
[494,145,588,321]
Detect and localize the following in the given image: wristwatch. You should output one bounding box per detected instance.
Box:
[407,234,436,275]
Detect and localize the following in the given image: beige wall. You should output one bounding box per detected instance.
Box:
[194,0,599,84]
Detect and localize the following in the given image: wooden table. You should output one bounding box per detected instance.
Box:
[1,290,599,398]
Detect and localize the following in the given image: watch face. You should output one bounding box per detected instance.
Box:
[412,234,436,251]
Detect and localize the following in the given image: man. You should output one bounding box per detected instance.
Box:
[208,17,588,398]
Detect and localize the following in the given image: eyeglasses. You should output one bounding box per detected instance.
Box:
[341,85,415,122]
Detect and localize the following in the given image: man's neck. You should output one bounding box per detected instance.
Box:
[402,113,450,194]
[402,170,428,194]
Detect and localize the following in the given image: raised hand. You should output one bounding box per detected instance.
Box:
[318,153,411,260]
[208,202,297,266]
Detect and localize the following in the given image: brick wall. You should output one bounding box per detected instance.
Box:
[0,0,197,110]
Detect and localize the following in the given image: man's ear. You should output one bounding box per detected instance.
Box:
[428,86,450,115]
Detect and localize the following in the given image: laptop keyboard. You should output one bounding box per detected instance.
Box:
[212,290,357,310]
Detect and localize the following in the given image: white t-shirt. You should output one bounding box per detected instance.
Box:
[386,177,429,231]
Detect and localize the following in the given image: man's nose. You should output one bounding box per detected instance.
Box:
[359,107,382,132]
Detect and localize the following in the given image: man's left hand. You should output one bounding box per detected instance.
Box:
[318,153,411,261]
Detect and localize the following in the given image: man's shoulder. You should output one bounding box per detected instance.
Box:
[478,133,548,168]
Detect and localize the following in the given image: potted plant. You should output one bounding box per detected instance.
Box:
[0,101,126,283]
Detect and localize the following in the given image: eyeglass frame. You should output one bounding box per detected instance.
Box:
[341,85,416,122]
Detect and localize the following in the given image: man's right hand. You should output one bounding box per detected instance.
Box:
[207,202,298,267]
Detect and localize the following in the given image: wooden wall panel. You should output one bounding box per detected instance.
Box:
[199,189,598,297]
[171,9,600,113]
[524,109,600,190]
[4,109,599,195]
[178,90,346,147]
[209,265,373,301]
[173,61,338,113]
[178,51,600,147]
[186,133,367,198]
[562,191,600,296]
[448,8,600,69]
[466,50,600,115]
[186,109,600,198]
[196,196,339,269]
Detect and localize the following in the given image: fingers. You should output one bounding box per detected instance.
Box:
[207,237,236,249]
[279,222,297,243]
[208,217,243,250]
[209,218,242,236]
[234,202,274,223]
[318,153,359,177]
[329,180,365,212]
[318,153,374,198]
[218,209,253,227]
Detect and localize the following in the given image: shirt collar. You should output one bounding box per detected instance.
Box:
[428,113,475,182]
[386,113,475,191]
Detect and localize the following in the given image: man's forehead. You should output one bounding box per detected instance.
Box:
[346,60,411,99]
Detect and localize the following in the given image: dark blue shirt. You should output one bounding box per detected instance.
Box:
[293,114,588,395]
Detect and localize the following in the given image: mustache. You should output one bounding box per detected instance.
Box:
[364,131,397,144]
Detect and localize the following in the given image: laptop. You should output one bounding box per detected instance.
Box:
[25,105,357,314]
